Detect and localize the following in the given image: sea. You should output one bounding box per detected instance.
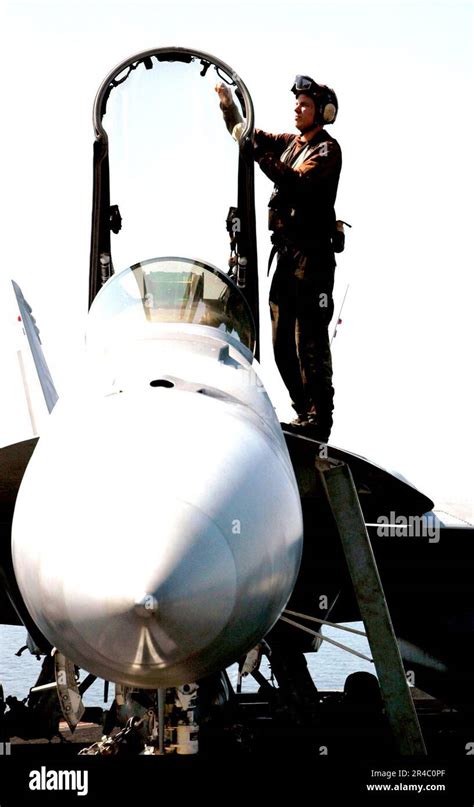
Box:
[0,622,374,707]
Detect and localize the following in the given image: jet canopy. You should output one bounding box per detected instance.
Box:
[89,47,259,356]
[87,256,255,355]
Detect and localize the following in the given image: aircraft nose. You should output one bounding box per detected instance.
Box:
[12,387,303,688]
[66,500,237,685]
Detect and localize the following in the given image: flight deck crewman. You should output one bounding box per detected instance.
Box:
[216,76,342,443]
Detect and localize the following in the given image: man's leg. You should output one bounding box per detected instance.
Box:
[296,273,335,441]
[300,319,335,437]
[270,299,307,416]
[269,256,307,416]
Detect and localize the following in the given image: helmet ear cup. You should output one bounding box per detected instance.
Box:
[322,101,337,123]
[315,87,338,125]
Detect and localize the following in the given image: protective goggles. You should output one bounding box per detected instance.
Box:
[291,75,321,95]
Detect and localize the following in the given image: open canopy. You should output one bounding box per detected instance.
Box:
[89,47,259,356]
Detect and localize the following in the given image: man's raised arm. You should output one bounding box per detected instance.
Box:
[215,83,291,157]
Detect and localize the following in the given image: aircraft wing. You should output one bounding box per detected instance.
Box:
[283,427,435,521]
[0,438,41,632]
[0,281,56,642]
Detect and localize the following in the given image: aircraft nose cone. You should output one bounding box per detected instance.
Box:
[13,387,303,688]
[47,500,237,687]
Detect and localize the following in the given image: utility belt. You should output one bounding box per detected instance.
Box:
[267,233,333,276]
[268,207,350,273]
[267,207,329,276]
[268,207,352,253]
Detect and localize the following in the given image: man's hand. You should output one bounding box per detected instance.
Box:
[215,82,233,109]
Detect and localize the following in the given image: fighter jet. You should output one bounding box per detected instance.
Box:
[1,47,473,754]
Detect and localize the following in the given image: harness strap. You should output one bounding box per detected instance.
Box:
[267,243,279,276]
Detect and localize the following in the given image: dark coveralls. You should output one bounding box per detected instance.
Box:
[256,128,342,436]
[222,101,342,438]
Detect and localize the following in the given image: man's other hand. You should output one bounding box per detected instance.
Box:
[215,82,233,108]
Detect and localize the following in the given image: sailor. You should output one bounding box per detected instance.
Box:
[216,76,342,442]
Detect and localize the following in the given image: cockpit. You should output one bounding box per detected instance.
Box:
[87,256,255,354]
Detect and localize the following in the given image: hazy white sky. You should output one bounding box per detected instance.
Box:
[1,0,472,517]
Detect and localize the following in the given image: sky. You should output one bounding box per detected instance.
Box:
[1,0,473,518]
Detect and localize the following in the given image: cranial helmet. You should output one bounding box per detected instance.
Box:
[291,75,338,125]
